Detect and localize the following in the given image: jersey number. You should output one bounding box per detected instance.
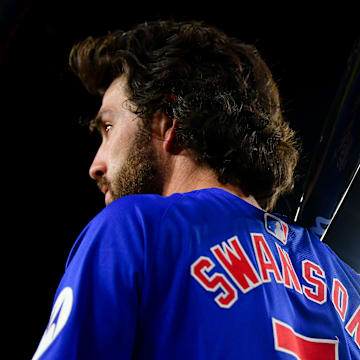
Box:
[272,318,339,360]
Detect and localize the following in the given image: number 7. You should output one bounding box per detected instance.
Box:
[272,318,339,360]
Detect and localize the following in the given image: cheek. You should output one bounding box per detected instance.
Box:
[107,129,134,174]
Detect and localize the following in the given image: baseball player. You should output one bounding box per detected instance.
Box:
[32,20,360,359]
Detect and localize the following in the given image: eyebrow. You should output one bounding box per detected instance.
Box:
[89,110,112,133]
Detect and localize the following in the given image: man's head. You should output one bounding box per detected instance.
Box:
[87,76,170,206]
[69,20,300,211]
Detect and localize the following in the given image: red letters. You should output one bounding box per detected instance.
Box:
[252,233,282,283]
[276,243,302,294]
[191,230,358,354]
[345,305,360,349]
[332,279,349,321]
[302,260,327,304]
[190,256,238,308]
[211,236,261,293]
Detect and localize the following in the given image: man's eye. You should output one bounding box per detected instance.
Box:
[104,124,112,133]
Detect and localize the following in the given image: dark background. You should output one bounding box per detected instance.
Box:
[1,1,359,358]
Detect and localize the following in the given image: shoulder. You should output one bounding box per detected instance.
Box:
[297,226,360,282]
[65,193,183,268]
[94,192,183,226]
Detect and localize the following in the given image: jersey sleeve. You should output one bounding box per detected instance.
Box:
[32,198,146,360]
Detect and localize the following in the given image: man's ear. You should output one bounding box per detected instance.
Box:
[163,117,179,153]
[152,109,179,153]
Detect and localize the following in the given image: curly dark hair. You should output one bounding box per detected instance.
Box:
[69,19,300,211]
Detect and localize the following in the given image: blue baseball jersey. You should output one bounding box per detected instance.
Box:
[32,188,360,359]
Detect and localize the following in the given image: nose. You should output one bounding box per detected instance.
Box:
[89,152,107,180]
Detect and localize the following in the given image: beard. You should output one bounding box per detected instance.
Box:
[97,126,166,205]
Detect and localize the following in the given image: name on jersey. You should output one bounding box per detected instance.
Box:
[190,225,360,349]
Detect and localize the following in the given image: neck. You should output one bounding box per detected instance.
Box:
[161,155,263,210]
